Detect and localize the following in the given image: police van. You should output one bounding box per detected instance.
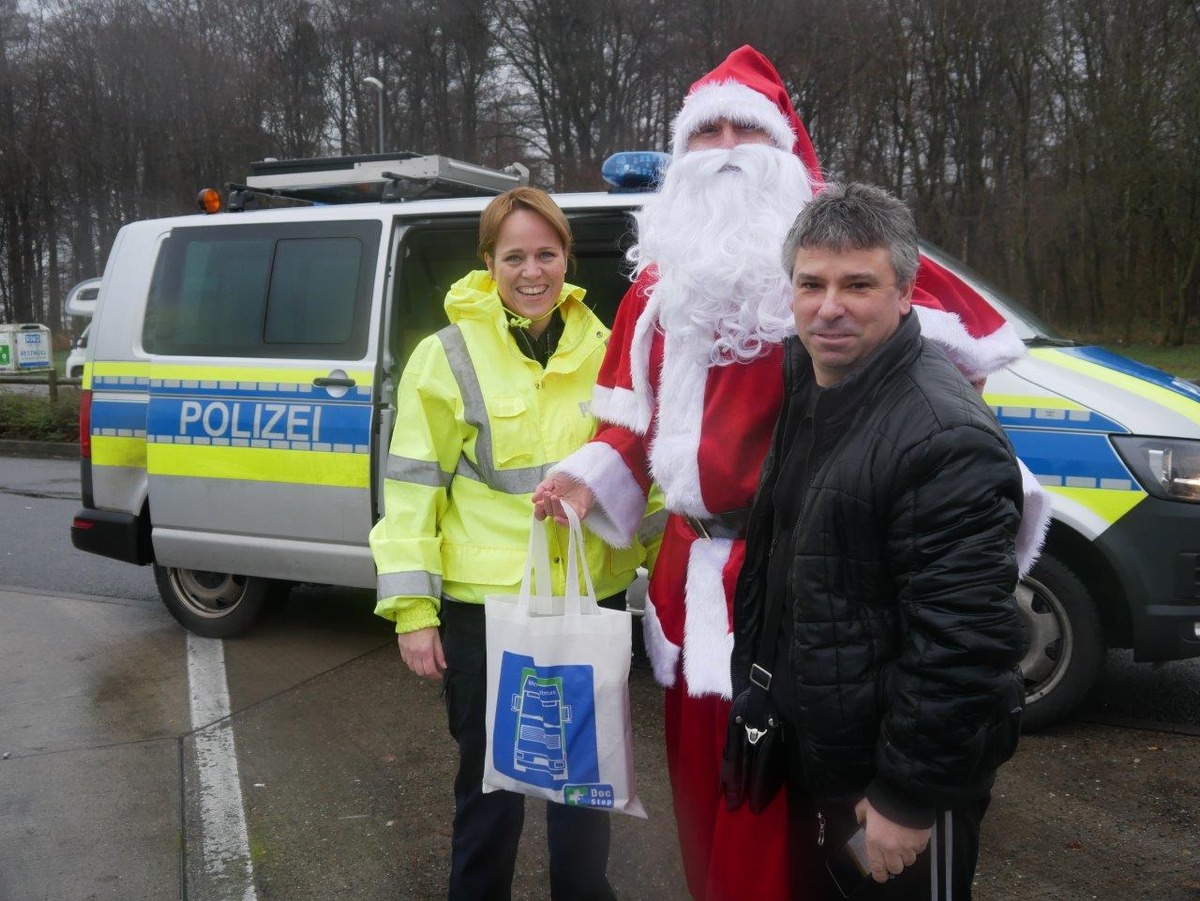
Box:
[69,152,1200,730]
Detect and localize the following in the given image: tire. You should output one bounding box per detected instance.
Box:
[153,564,274,638]
[1016,553,1105,731]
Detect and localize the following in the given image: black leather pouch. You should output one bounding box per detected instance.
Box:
[720,674,786,814]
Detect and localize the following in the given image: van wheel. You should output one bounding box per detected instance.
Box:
[153,565,274,638]
[1017,554,1104,731]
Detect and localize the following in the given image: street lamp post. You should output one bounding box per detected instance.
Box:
[363,77,385,154]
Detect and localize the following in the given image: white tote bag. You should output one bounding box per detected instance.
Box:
[482,506,646,818]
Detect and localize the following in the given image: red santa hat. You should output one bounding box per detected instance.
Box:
[671,44,823,186]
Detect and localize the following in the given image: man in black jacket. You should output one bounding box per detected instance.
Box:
[731,183,1025,900]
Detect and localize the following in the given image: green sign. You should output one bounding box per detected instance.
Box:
[0,344,9,366]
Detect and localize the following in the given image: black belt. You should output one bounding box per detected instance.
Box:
[681,507,751,541]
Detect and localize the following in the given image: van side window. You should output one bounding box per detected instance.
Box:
[265,237,362,344]
[144,220,381,359]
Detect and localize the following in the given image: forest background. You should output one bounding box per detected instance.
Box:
[0,0,1197,347]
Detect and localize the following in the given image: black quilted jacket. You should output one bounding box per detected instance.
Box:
[731,312,1026,827]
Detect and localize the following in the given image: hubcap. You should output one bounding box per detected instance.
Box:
[1016,575,1073,704]
[170,569,248,618]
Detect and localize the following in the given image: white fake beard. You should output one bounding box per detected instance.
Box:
[629,143,814,364]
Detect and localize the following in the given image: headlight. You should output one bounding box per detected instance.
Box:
[1111,436,1200,502]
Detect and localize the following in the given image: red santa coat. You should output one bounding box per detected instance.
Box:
[554,264,1038,699]
[561,269,783,697]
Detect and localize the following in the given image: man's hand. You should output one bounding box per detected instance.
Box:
[855,797,932,883]
[532,474,594,526]
[397,627,446,680]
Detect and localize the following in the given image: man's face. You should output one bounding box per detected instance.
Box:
[791,245,913,387]
[686,117,775,152]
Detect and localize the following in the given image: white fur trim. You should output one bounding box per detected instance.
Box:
[591,385,650,435]
[672,80,795,158]
[1016,458,1051,577]
[642,596,680,689]
[628,292,659,429]
[681,539,735,699]
[915,306,1027,382]
[550,442,647,548]
[646,315,712,517]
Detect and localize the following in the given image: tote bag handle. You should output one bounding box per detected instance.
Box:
[562,504,598,616]
[517,507,600,617]
[518,511,556,616]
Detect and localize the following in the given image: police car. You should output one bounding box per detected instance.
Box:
[69,151,1200,730]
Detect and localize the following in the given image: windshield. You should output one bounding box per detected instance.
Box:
[919,242,1069,345]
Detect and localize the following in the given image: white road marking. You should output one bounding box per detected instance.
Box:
[187,634,258,901]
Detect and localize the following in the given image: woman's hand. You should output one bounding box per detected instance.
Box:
[397,627,446,680]
[855,796,931,883]
[532,474,594,525]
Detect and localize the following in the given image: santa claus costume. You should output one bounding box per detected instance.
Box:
[551,46,1044,901]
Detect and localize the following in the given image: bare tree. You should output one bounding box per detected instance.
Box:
[493,0,678,188]
[1,0,1197,344]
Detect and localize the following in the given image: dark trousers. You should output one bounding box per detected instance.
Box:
[441,598,620,901]
[782,722,988,901]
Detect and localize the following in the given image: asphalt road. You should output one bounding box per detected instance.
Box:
[0,454,160,603]
[2,450,1199,900]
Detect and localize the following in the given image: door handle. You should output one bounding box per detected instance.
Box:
[313,376,357,388]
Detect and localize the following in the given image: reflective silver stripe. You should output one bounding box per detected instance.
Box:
[377,570,442,601]
[438,325,553,496]
[455,454,483,482]
[385,454,452,489]
[453,453,551,494]
[636,508,669,545]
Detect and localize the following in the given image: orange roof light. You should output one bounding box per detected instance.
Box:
[196,188,222,214]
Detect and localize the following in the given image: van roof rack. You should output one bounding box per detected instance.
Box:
[225,152,531,210]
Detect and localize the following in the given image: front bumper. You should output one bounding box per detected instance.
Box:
[1096,495,1200,662]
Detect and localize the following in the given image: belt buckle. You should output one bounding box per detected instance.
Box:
[685,514,712,541]
[750,663,772,690]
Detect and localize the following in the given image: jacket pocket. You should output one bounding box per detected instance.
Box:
[970,672,1024,774]
[489,395,534,468]
[443,541,527,589]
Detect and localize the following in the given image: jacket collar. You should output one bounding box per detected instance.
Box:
[443,270,599,367]
[784,311,923,421]
[443,270,587,325]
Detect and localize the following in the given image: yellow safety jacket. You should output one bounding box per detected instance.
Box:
[369,271,654,633]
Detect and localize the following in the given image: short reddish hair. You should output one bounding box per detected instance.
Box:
[477,186,573,263]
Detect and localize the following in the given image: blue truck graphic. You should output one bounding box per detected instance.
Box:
[493,652,600,791]
[511,669,572,780]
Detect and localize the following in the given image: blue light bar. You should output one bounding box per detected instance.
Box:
[601,152,670,193]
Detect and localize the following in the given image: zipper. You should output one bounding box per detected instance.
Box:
[817,809,826,847]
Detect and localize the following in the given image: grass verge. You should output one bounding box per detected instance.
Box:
[1099,344,1200,381]
[0,391,80,442]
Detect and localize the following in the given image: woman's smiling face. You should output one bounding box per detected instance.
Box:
[485,208,567,332]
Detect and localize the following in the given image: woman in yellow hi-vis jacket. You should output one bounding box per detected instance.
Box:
[369,187,652,900]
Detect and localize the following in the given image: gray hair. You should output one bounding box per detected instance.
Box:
[781,183,919,289]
